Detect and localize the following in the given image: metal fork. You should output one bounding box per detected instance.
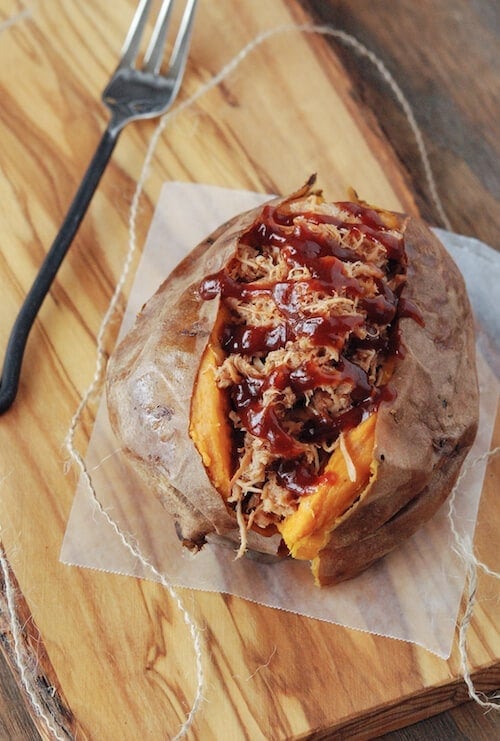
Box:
[0,0,198,414]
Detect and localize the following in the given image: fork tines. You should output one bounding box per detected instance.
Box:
[120,0,198,76]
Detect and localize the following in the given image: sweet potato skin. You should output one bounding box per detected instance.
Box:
[107,202,478,579]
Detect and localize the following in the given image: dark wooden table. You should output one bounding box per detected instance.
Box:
[0,0,498,738]
[298,0,500,249]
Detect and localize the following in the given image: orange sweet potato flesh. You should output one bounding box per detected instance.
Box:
[278,414,376,561]
[189,308,233,500]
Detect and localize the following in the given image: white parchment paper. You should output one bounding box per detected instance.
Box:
[60,183,499,658]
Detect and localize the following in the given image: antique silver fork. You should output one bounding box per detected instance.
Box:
[0,0,198,413]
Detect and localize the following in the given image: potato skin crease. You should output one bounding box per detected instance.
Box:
[106,198,479,583]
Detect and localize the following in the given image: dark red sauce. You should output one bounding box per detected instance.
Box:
[275,459,338,495]
[199,199,424,490]
[397,296,425,325]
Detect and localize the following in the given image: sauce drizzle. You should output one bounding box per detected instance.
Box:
[199,198,423,493]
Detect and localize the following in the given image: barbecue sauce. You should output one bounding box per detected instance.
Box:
[198,198,423,494]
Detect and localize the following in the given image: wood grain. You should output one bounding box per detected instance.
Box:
[0,0,498,739]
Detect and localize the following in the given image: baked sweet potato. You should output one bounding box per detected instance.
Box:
[107,177,479,585]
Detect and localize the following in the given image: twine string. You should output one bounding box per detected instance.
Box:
[447,446,500,710]
[66,25,456,734]
[0,14,497,741]
[0,539,67,741]
[0,8,31,35]
[66,19,499,726]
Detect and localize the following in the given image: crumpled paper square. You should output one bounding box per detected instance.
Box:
[60,182,499,659]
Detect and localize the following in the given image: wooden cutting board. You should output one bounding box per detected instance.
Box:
[0,1,498,738]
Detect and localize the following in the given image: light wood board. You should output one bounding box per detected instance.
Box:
[0,1,498,738]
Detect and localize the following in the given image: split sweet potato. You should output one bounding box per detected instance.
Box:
[107,179,479,584]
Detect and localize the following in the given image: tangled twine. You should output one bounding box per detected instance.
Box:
[0,9,498,741]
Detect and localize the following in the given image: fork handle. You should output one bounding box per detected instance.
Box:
[0,125,120,414]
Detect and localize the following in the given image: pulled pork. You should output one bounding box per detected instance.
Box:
[199,182,410,535]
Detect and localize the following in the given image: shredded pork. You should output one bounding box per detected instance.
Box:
[206,188,407,540]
